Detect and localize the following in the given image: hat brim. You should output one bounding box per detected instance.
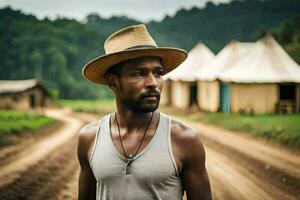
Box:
[82,47,187,85]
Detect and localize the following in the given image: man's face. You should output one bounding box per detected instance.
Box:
[112,56,164,113]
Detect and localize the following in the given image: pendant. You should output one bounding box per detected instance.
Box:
[125,154,134,174]
[128,154,134,159]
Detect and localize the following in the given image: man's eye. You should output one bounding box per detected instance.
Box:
[155,70,163,76]
[133,71,142,76]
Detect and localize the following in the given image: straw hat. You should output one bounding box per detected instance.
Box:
[82,24,187,84]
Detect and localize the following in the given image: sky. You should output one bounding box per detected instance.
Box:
[0,0,231,22]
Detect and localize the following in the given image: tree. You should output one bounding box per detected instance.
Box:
[29,50,44,81]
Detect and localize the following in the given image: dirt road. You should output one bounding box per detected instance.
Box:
[0,110,299,200]
[193,122,300,200]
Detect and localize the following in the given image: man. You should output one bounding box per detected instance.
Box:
[78,24,211,200]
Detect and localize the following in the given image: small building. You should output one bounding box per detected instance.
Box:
[218,36,300,114]
[0,79,51,110]
[160,78,172,106]
[197,41,256,112]
[162,43,215,109]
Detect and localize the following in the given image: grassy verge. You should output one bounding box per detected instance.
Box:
[160,106,300,148]
[58,99,116,115]
[0,110,56,135]
[57,99,300,148]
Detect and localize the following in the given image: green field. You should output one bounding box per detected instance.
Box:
[198,113,300,148]
[161,106,300,148]
[0,110,56,135]
[58,99,300,148]
[59,99,116,115]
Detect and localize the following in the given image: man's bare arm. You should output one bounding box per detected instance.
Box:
[77,124,97,200]
[181,129,212,200]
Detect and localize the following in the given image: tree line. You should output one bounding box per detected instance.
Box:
[0,0,299,99]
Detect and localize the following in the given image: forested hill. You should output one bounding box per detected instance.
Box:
[86,14,140,36]
[0,8,109,99]
[148,0,300,52]
[1,0,300,99]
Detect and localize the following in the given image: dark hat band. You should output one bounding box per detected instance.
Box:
[126,45,157,50]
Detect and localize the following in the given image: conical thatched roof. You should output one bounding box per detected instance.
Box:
[219,35,300,83]
[164,42,215,81]
[0,79,48,94]
[198,40,256,81]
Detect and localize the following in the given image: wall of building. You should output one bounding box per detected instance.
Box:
[0,87,50,110]
[230,83,278,114]
[197,80,220,112]
[0,92,30,110]
[160,79,171,106]
[171,81,191,109]
[27,87,47,108]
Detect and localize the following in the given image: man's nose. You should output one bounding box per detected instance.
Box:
[145,73,158,88]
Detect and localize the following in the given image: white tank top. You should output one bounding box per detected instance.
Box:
[89,112,183,200]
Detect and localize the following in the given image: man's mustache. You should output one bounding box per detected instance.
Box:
[141,90,160,98]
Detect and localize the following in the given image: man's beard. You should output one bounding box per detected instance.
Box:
[124,92,161,113]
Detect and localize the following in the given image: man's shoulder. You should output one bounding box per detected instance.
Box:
[79,121,99,140]
[170,116,199,142]
[78,113,109,141]
[169,116,205,161]
[77,120,101,158]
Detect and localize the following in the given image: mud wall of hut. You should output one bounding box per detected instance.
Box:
[197,80,220,112]
[171,81,190,109]
[230,83,278,114]
[0,92,30,110]
[0,87,50,110]
[160,79,172,106]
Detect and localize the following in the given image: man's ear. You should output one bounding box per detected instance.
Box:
[106,74,119,91]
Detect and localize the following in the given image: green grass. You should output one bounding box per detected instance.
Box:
[160,106,300,148]
[58,99,116,115]
[197,113,300,147]
[0,110,56,135]
[57,99,300,148]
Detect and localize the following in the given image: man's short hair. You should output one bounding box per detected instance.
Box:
[105,62,125,77]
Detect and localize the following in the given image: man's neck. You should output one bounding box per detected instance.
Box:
[114,107,156,133]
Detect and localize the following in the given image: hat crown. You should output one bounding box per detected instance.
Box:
[104,24,157,54]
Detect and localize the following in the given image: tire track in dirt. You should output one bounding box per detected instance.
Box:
[0,136,78,200]
[0,109,87,200]
[53,167,80,200]
[56,113,300,200]
[202,133,300,199]
[193,122,300,179]
[1,110,299,200]
[0,109,83,187]
[0,121,63,165]
[205,146,297,200]
[192,121,300,200]
[51,113,300,200]
[0,110,102,200]
[206,148,273,200]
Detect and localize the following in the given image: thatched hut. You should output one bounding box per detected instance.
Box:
[0,79,51,110]
[160,78,172,106]
[218,36,300,114]
[197,41,256,112]
[162,43,215,109]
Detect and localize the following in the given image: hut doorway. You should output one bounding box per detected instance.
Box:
[189,82,197,106]
[278,84,296,113]
[220,83,230,112]
[30,94,36,108]
[41,95,46,107]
